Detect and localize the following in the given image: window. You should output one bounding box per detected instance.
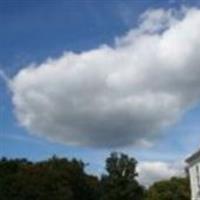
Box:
[196,165,200,188]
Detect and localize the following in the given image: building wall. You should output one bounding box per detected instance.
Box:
[189,158,200,200]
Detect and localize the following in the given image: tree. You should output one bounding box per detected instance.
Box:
[100,152,145,200]
[0,156,100,200]
[0,154,189,200]
[146,177,190,200]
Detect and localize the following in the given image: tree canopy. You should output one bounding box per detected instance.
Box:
[0,156,99,200]
[0,153,190,200]
[146,177,190,200]
[101,152,144,200]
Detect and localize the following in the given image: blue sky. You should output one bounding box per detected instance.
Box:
[1,0,200,185]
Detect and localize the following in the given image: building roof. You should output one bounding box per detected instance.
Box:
[186,149,200,163]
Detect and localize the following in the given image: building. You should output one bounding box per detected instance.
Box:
[186,149,200,200]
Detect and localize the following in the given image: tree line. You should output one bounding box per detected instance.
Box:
[0,152,190,200]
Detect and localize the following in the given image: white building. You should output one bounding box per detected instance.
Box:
[186,150,200,200]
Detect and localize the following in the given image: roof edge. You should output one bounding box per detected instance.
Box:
[186,149,200,163]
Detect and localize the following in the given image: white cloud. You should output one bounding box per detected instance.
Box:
[137,160,185,187]
[10,7,200,147]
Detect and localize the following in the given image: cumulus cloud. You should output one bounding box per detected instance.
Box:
[10,7,200,147]
[138,161,184,187]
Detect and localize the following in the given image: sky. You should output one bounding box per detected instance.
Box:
[1,0,200,186]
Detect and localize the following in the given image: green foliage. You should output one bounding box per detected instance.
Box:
[0,156,99,200]
[100,152,145,200]
[0,154,190,200]
[146,177,190,200]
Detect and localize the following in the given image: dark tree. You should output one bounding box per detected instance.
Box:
[100,152,145,200]
[0,154,189,200]
[0,156,100,200]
